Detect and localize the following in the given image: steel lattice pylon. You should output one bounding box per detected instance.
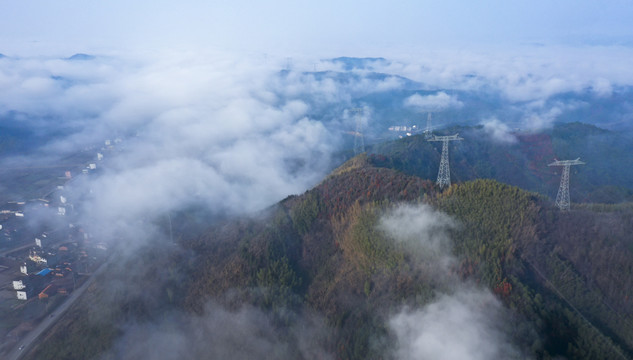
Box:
[548,158,585,210]
[351,108,365,155]
[428,134,463,189]
[424,112,433,139]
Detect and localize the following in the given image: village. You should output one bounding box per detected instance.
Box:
[0,139,120,355]
[9,227,107,301]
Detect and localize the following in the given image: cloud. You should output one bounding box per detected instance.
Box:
[378,204,457,272]
[378,204,523,360]
[519,100,587,131]
[389,287,521,360]
[4,52,454,249]
[591,78,613,97]
[378,46,633,105]
[523,108,563,131]
[404,92,463,112]
[105,303,333,360]
[0,53,349,245]
[0,56,120,124]
[481,118,517,143]
[1,46,632,248]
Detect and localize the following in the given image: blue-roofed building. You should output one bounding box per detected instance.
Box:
[36,268,52,276]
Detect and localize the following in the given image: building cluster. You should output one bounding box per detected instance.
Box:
[0,143,115,302]
[388,125,419,138]
[1,202,25,244]
[0,145,109,245]
[12,230,107,301]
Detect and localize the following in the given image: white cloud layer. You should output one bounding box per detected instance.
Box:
[1,45,633,245]
[106,303,333,360]
[481,118,517,143]
[380,46,633,103]
[404,92,463,112]
[389,287,521,360]
[379,204,457,271]
[0,53,347,243]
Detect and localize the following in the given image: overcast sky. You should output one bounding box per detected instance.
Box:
[1,0,631,56]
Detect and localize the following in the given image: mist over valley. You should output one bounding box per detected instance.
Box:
[1,2,633,358]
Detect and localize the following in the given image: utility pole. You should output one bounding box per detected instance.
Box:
[350,108,365,155]
[428,134,463,189]
[548,158,585,210]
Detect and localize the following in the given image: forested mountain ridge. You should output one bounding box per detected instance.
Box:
[163,154,633,359]
[28,152,633,360]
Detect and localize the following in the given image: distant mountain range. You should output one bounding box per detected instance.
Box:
[66,53,96,61]
[303,56,633,135]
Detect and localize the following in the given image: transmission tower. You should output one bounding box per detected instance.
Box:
[424,112,433,139]
[428,134,463,189]
[350,108,365,154]
[548,158,585,211]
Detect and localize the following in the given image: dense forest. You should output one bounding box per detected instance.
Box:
[26,150,633,359]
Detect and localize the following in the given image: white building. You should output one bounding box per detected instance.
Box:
[13,280,25,290]
[35,238,42,247]
[17,291,28,300]
[58,207,66,216]
[20,264,28,275]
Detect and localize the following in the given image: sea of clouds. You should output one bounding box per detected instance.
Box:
[4,46,632,357]
[1,45,633,243]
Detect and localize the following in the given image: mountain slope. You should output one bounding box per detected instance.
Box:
[27,154,633,360]
[177,157,633,359]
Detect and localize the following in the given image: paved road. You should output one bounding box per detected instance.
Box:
[0,243,33,258]
[6,259,109,360]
